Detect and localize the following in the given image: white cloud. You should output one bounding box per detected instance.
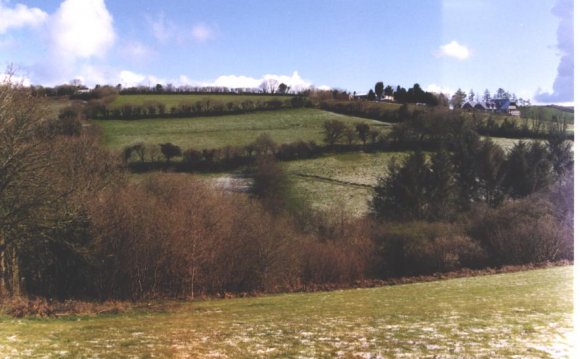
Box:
[1,72,31,86]
[50,0,115,59]
[210,74,261,88]
[426,84,453,95]
[148,14,216,44]
[147,13,176,43]
[0,1,48,34]
[203,71,315,91]
[535,0,573,103]
[438,40,471,60]
[119,70,146,87]
[77,70,319,92]
[191,23,213,42]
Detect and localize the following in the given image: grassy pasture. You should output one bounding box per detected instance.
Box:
[97,108,391,150]
[519,105,574,124]
[111,94,293,108]
[284,152,406,215]
[0,266,572,358]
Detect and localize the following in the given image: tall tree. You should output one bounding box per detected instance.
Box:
[503,141,552,198]
[495,88,508,99]
[468,89,475,102]
[355,123,370,144]
[450,88,467,109]
[371,151,430,221]
[483,89,491,102]
[477,138,506,207]
[385,85,394,97]
[0,77,120,296]
[427,149,458,220]
[374,82,384,100]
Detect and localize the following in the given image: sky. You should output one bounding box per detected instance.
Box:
[0,0,574,104]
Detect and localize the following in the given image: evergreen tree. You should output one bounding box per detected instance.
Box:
[503,141,552,198]
[374,82,384,100]
[451,88,467,109]
[483,89,491,103]
[477,138,506,207]
[546,128,573,177]
[427,149,458,220]
[468,89,475,102]
[371,151,430,221]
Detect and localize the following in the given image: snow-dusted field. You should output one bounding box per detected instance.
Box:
[0,266,572,358]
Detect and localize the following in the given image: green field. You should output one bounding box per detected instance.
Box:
[111,94,293,108]
[0,266,572,358]
[97,108,390,150]
[284,152,406,215]
[519,105,574,124]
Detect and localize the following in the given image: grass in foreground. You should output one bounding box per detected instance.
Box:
[97,108,389,151]
[0,266,572,358]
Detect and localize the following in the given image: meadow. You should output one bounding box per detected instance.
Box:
[284,152,407,215]
[519,105,574,124]
[110,93,293,108]
[98,108,390,150]
[0,266,572,358]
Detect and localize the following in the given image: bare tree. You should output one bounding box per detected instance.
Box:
[260,79,279,94]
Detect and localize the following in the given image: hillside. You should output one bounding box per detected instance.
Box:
[110,93,293,109]
[0,266,572,357]
[98,108,389,150]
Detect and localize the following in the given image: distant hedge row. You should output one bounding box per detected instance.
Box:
[86,96,312,120]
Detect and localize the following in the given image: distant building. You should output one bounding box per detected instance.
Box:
[461,98,520,116]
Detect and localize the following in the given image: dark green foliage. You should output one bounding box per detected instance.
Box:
[546,128,573,177]
[450,128,483,210]
[476,138,505,207]
[502,141,552,198]
[426,149,458,220]
[159,143,182,162]
[374,82,384,99]
[355,123,370,144]
[371,151,430,221]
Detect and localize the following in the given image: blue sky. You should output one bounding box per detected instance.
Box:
[0,0,573,103]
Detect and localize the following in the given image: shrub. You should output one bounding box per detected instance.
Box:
[372,222,486,276]
[469,194,573,265]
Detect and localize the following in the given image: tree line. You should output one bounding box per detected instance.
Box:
[86,96,311,120]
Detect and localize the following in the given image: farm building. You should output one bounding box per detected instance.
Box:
[461,99,520,116]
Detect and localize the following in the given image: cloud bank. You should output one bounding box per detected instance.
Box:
[0,1,48,34]
[535,0,574,103]
[110,70,317,91]
[438,40,471,60]
[50,0,115,59]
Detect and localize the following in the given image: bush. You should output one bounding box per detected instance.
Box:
[469,194,573,266]
[372,222,487,276]
[88,174,305,298]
